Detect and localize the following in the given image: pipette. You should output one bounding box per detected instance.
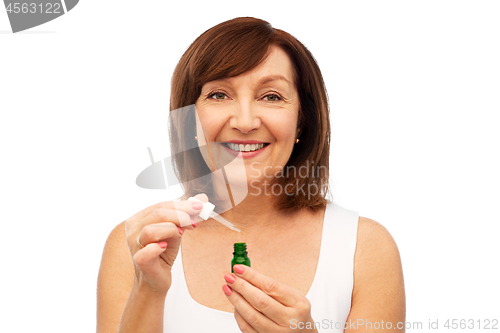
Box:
[187,197,241,232]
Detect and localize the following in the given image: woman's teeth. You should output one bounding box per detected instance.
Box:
[227,143,266,152]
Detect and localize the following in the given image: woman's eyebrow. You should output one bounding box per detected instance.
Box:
[205,74,292,89]
[257,75,292,87]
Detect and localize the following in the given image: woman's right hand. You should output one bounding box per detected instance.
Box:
[124,193,208,295]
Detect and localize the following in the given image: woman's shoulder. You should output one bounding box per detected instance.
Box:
[350,216,405,310]
[103,221,129,258]
[107,220,127,241]
[341,216,406,327]
[354,216,402,269]
[356,216,397,247]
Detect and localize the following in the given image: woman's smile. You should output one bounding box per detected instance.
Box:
[221,140,271,158]
[222,142,269,158]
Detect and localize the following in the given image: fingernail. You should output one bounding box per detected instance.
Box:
[192,202,203,210]
[222,284,232,296]
[191,219,198,228]
[177,227,183,235]
[224,273,236,284]
[233,265,245,274]
[158,241,167,249]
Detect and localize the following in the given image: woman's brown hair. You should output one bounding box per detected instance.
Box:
[169,17,330,212]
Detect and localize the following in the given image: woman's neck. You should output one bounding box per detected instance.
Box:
[224,194,286,232]
[197,192,295,236]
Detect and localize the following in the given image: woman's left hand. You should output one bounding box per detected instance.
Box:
[223,265,318,333]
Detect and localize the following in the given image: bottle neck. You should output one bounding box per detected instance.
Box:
[233,243,248,257]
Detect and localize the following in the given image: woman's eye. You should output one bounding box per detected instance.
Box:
[209,92,227,100]
[264,94,281,102]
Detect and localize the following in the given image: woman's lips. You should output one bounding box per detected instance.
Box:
[222,142,269,158]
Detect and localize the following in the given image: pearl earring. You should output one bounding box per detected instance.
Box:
[195,136,198,140]
[295,138,299,144]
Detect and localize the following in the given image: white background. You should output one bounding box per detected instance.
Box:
[1,1,499,332]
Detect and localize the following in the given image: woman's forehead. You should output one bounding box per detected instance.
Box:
[203,47,296,89]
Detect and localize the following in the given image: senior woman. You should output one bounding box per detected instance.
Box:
[97,17,405,333]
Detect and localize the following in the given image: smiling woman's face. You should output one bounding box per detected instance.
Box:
[194,45,300,190]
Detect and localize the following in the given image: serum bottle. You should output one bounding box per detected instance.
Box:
[231,243,251,273]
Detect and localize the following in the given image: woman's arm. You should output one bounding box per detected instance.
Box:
[344,217,406,333]
[96,222,166,333]
[96,197,204,333]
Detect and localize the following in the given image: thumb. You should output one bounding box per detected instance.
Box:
[193,193,209,203]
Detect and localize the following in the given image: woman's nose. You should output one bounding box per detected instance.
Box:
[229,101,261,134]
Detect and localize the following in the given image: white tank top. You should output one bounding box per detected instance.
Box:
[164,201,359,332]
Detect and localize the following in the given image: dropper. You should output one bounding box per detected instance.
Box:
[187,197,241,232]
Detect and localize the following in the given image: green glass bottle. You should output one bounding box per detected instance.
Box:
[231,242,251,273]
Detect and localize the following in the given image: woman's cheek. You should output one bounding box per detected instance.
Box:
[196,113,224,142]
